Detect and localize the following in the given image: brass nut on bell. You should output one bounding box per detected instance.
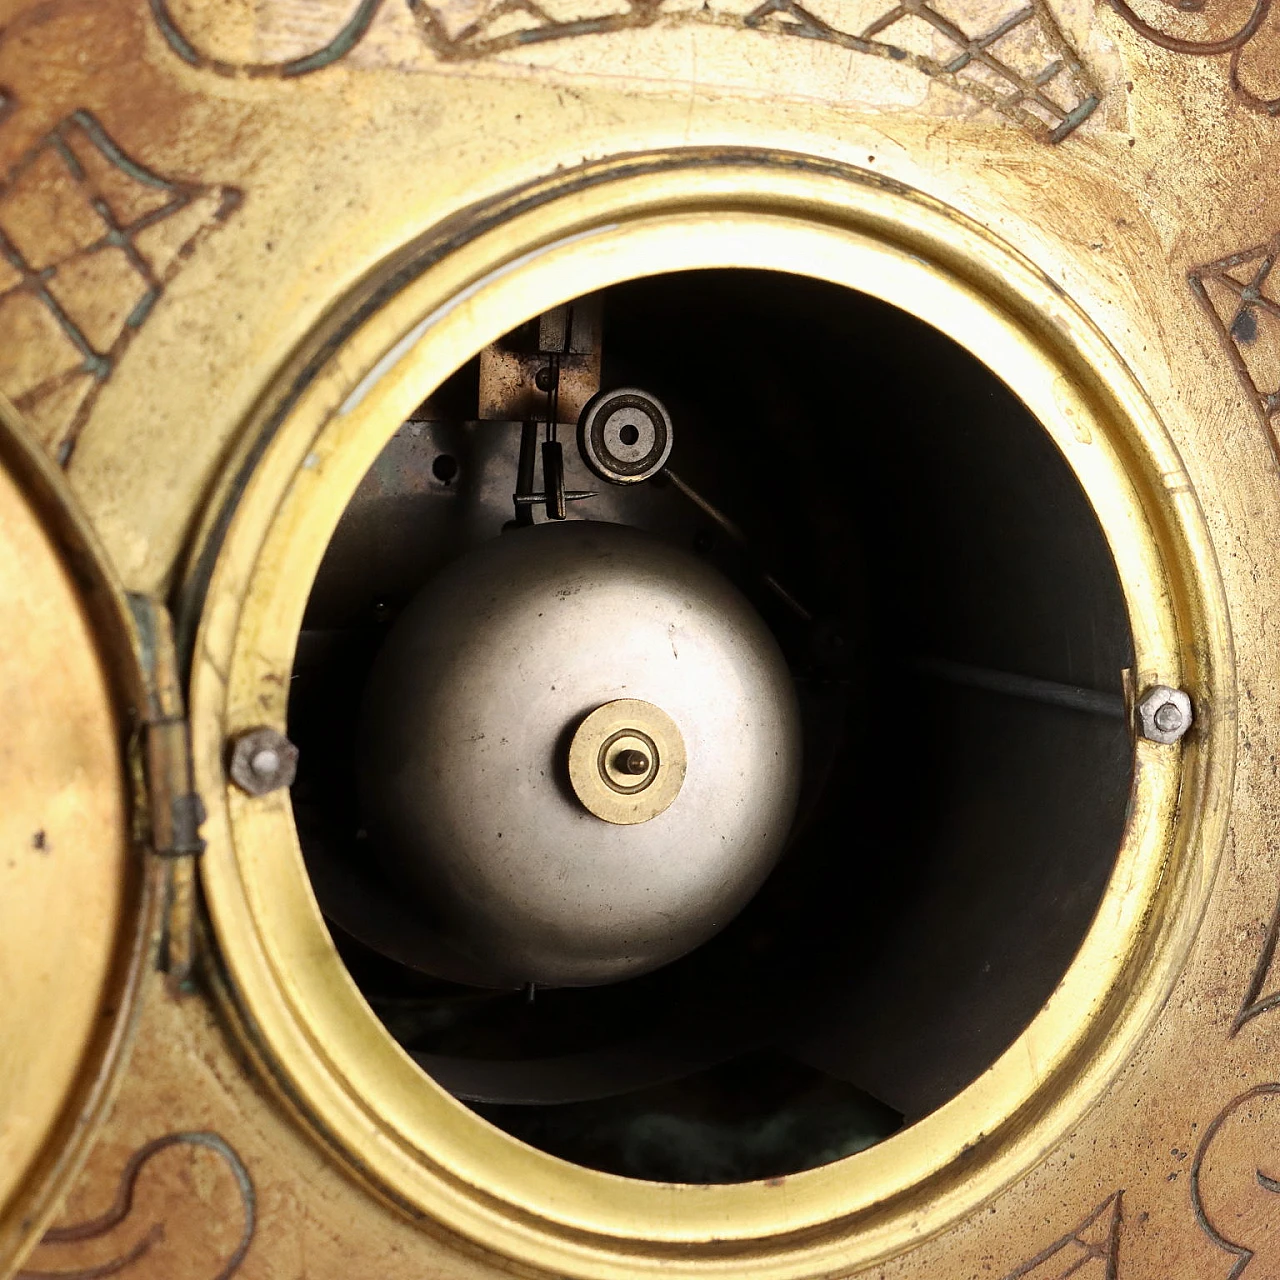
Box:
[567,699,686,825]
[228,727,299,796]
[1136,685,1193,745]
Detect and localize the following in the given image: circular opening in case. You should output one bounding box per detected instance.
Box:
[287,269,1134,1184]
[194,160,1224,1276]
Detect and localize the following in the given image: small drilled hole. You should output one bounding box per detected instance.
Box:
[618,424,640,446]
[432,454,459,485]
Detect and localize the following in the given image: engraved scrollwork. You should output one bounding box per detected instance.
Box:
[148,0,387,78]
[0,109,241,463]
[1189,235,1280,459]
[1001,1191,1122,1279]
[1190,245,1280,1019]
[1232,877,1280,1032]
[149,0,1100,143]
[16,1132,255,1280]
[1192,1085,1280,1278]
[413,0,1099,141]
[1105,0,1280,115]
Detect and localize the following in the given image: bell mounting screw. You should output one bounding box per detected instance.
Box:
[1136,685,1193,745]
[229,726,299,796]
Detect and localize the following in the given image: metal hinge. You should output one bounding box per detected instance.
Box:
[127,594,206,985]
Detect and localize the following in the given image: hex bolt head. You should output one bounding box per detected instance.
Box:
[1136,685,1193,745]
[229,727,299,796]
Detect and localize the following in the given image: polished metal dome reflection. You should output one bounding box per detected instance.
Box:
[358,520,802,988]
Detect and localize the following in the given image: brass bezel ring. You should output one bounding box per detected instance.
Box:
[188,150,1234,1280]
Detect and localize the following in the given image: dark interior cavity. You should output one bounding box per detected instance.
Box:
[288,269,1134,1184]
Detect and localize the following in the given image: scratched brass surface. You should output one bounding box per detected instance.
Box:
[5,0,1280,1275]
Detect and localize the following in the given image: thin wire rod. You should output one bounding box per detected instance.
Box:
[916,656,1127,718]
[664,468,813,623]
